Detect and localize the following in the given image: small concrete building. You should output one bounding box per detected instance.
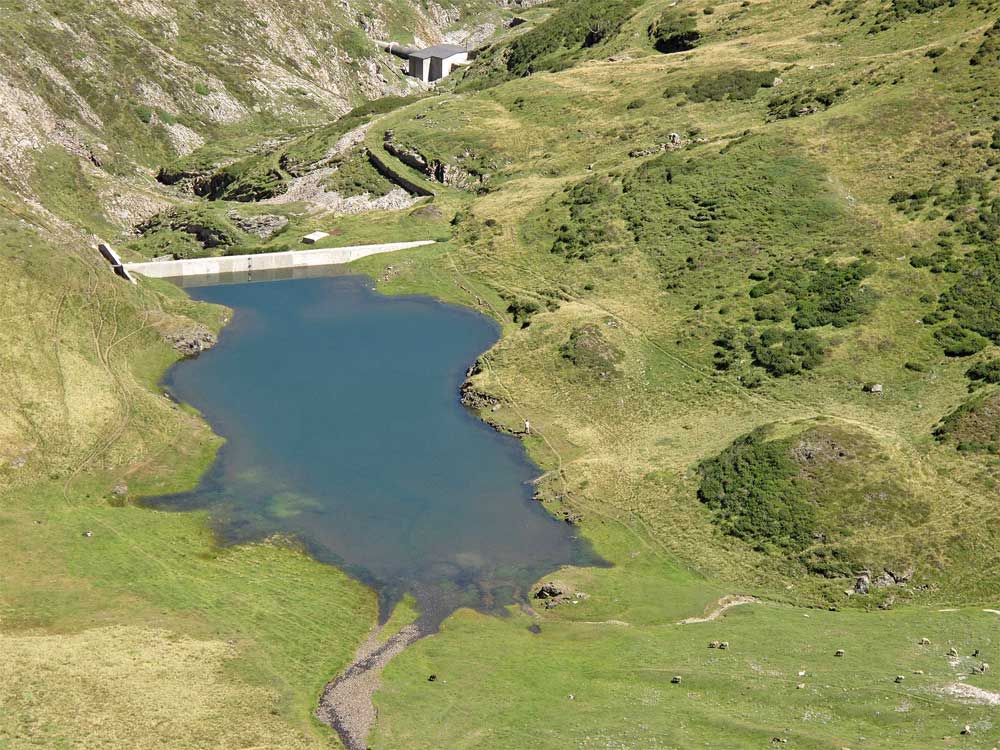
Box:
[407,44,469,82]
[378,41,469,83]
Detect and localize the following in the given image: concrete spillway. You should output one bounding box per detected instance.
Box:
[123,241,437,280]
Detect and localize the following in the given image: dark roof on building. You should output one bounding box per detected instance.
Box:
[409,44,467,60]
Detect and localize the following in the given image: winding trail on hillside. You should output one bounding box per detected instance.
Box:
[678,594,758,625]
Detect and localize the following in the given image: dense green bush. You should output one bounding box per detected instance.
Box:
[971,19,1000,66]
[749,259,875,330]
[505,0,640,77]
[939,247,1000,343]
[934,391,1000,453]
[749,327,825,376]
[507,298,541,327]
[551,175,623,259]
[684,69,778,102]
[934,323,988,357]
[967,359,1000,383]
[697,430,816,551]
[648,10,700,53]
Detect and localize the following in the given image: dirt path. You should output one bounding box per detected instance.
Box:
[316,622,426,750]
[678,595,758,625]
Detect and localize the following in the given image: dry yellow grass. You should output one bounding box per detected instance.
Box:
[0,626,320,749]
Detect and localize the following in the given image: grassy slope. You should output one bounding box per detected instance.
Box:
[4,0,1000,747]
[0,205,377,746]
[346,0,1000,746]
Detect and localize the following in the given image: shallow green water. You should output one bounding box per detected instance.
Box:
[147,272,603,624]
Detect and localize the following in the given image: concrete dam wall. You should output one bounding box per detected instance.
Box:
[124,240,437,280]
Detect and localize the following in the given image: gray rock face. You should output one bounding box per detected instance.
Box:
[164,326,217,358]
[854,572,871,595]
[227,211,289,239]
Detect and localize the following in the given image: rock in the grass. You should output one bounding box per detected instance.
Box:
[709,640,721,649]
[919,638,930,646]
[670,675,682,684]
[894,675,905,683]
[111,482,128,497]
[427,674,437,682]
[533,582,565,600]
[873,571,896,588]
[82,530,93,538]
[835,649,846,657]
[796,683,806,689]
[719,641,729,650]
[961,724,973,735]
[948,647,959,657]
[854,572,871,594]
[163,326,217,358]
[888,567,914,584]
[226,211,288,240]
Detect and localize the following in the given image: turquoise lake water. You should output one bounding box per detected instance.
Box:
[147,272,602,624]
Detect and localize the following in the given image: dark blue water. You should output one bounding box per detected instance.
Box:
[147,272,602,624]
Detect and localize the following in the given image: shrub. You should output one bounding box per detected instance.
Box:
[749,327,825,376]
[686,69,778,102]
[967,359,1000,383]
[749,259,875,330]
[934,323,988,357]
[648,10,700,53]
[507,298,541,327]
[505,0,640,77]
[970,18,1000,66]
[697,429,816,551]
[194,82,210,96]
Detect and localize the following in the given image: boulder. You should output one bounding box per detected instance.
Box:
[854,572,871,594]
[533,582,565,600]
[164,326,218,358]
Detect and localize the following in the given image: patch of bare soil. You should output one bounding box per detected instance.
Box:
[678,594,758,625]
[316,622,425,750]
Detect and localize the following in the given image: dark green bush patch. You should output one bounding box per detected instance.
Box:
[550,175,625,260]
[498,0,641,78]
[967,359,1000,384]
[683,69,779,103]
[648,9,701,53]
[749,259,875,330]
[560,324,624,377]
[698,425,926,574]
[506,297,541,328]
[697,428,815,551]
[550,137,846,271]
[970,18,1000,66]
[939,247,1000,344]
[893,174,1000,351]
[933,323,988,357]
[748,327,826,376]
[934,390,1000,453]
